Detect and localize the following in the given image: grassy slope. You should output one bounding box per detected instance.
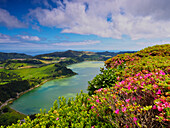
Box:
[12,64,57,79]
[0,63,75,84]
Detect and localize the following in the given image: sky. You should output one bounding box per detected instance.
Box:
[0,0,170,55]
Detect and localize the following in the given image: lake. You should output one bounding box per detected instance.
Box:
[10,61,104,115]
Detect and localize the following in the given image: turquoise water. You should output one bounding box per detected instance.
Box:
[10,61,104,115]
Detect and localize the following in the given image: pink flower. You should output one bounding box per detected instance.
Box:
[56,117,59,120]
[96,99,100,103]
[133,117,138,122]
[153,84,158,89]
[115,84,120,87]
[141,82,144,86]
[157,106,163,111]
[117,76,120,80]
[122,107,127,112]
[115,109,119,114]
[152,105,157,109]
[126,124,129,128]
[125,99,130,102]
[97,88,103,92]
[122,80,125,84]
[91,106,94,109]
[164,102,169,108]
[128,86,131,90]
[160,98,165,103]
[132,97,136,101]
[159,70,165,75]
[156,89,162,95]
[91,126,95,128]
[136,73,140,77]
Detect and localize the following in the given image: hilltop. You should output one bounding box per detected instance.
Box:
[34,50,136,61]
[2,44,169,128]
[0,52,32,61]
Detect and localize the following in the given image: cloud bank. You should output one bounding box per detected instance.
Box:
[28,0,170,40]
[18,35,41,41]
[53,40,100,46]
[0,8,26,28]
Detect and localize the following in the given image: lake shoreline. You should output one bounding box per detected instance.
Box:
[0,74,76,114]
[1,61,104,115]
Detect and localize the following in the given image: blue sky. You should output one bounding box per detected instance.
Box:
[0,0,170,55]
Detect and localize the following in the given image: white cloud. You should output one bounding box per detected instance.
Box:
[0,8,26,28]
[0,33,20,43]
[28,1,122,38]
[18,35,41,41]
[137,41,170,47]
[53,40,100,46]
[28,0,170,40]
[118,0,170,21]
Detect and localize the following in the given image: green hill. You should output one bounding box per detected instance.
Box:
[35,50,136,62]
[2,44,169,128]
[0,52,32,61]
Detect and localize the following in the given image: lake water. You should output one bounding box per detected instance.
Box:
[10,61,104,115]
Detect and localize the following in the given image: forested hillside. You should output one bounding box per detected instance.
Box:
[34,50,136,61]
[3,44,169,128]
[0,53,32,61]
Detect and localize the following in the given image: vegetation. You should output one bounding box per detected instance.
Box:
[0,106,26,127]
[0,53,32,61]
[1,44,169,128]
[35,50,136,62]
[0,59,43,70]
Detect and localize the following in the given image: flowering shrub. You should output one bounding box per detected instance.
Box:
[89,71,169,127]
[88,44,170,127]
[135,44,170,57]
[88,67,121,95]
[105,44,170,70]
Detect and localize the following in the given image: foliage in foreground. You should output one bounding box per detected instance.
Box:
[0,106,26,126]
[2,44,170,128]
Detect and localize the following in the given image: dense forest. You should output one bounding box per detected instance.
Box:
[1,44,169,127]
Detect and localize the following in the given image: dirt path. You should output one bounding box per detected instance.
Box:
[0,98,14,109]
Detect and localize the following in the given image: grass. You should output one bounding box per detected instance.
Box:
[10,64,59,79]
